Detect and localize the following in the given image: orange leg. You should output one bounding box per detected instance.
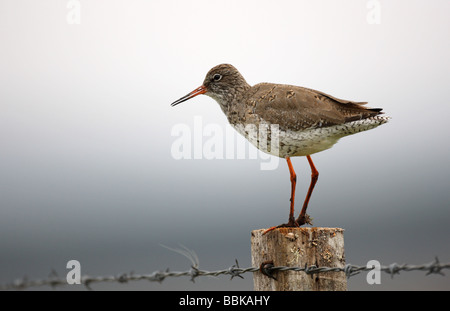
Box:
[263,157,298,234]
[286,157,297,226]
[296,155,318,225]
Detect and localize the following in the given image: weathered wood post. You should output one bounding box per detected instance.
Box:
[251,227,346,291]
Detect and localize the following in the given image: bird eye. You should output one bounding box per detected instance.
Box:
[213,74,222,81]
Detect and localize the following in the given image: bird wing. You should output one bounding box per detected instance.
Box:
[250,83,382,131]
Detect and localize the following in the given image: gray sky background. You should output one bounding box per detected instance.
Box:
[1,0,449,290]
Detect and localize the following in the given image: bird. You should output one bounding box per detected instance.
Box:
[171,64,389,233]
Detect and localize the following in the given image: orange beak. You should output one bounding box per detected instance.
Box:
[170,85,207,107]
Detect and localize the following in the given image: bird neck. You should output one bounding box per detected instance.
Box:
[213,83,251,112]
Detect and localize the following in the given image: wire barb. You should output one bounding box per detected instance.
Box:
[425,257,446,276]
[228,259,244,280]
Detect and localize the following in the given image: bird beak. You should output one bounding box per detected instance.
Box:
[170,85,207,107]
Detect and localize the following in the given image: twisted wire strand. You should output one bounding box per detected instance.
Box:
[1,257,447,290]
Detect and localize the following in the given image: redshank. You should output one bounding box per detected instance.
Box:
[171,64,389,231]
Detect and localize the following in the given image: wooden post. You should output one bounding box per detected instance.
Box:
[251,227,346,291]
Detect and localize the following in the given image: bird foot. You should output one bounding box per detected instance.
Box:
[262,214,312,235]
[296,214,313,226]
[262,222,298,235]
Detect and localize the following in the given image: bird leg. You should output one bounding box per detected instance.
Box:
[263,157,299,234]
[286,157,297,226]
[296,155,318,226]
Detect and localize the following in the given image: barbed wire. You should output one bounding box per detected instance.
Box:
[1,256,448,291]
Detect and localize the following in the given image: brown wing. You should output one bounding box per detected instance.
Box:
[250,83,383,131]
